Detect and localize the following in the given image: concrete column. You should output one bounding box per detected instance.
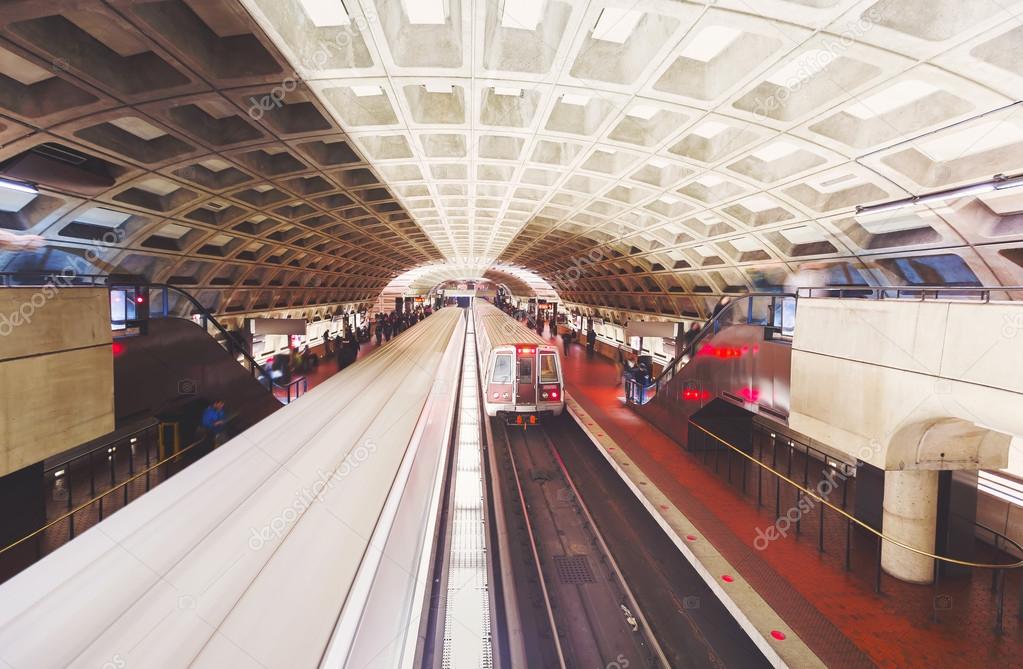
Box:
[881,469,938,584]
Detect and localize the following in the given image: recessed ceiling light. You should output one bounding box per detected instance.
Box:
[493,86,523,96]
[299,0,351,27]
[647,157,670,169]
[592,8,644,43]
[351,84,383,97]
[626,104,659,120]
[402,0,448,25]
[752,141,800,162]
[680,25,742,61]
[844,80,939,120]
[767,49,834,86]
[501,0,547,31]
[691,120,729,139]
[424,81,454,94]
[561,93,591,106]
[743,195,777,212]
[731,237,761,252]
[658,195,680,205]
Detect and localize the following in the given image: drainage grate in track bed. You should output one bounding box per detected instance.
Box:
[554,555,596,585]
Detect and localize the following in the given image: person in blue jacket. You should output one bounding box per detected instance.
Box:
[201,400,227,448]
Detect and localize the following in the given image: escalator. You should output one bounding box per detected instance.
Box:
[634,294,796,449]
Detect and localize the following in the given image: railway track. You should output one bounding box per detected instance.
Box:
[494,420,668,669]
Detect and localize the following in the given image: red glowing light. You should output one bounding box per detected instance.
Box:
[111,342,125,356]
[529,415,537,424]
[699,344,746,359]
[771,631,787,641]
[135,295,145,304]
[681,388,712,402]
[721,575,734,583]
[739,386,761,403]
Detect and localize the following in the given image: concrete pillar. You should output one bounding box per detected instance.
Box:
[881,469,938,584]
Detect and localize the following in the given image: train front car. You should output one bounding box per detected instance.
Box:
[475,300,565,423]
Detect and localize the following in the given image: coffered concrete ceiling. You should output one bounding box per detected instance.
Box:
[2,0,1023,323]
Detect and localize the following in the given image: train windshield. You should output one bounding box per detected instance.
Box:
[492,354,513,384]
[539,352,559,383]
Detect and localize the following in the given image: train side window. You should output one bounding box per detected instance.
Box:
[518,357,532,384]
[539,353,559,383]
[492,354,513,384]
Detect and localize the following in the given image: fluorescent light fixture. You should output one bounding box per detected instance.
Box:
[561,92,591,106]
[299,0,351,27]
[691,120,729,139]
[752,141,800,162]
[501,0,547,30]
[493,85,522,96]
[351,84,383,97]
[423,81,454,94]
[680,25,742,61]
[592,8,643,43]
[855,173,1023,215]
[0,177,38,195]
[403,0,448,25]
[626,104,660,120]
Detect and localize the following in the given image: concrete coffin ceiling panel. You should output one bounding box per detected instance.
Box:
[1,0,1022,324]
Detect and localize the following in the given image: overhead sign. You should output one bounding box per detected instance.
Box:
[248,318,306,335]
[625,320,677,339]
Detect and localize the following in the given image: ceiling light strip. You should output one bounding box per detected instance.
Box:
[855,173,1023,216]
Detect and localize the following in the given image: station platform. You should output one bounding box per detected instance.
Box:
[546,331,1023,669]
[271,334,383,402]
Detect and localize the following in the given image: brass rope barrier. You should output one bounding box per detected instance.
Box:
[690,422,1023,570]
[0,438,205,558]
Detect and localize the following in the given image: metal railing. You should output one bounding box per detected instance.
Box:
[1,436,207,566]
[44,422,163,523]
[798,285,1023,302]
[689,420,1023,632]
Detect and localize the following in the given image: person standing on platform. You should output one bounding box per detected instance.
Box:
[586,326,596,358]
[201,400,227,448]
[549,313,557,338]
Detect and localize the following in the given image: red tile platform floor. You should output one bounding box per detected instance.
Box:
[546,329,1023,669]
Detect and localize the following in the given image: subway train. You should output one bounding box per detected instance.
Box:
[475,300,565,422]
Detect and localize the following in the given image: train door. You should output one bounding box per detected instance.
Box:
[515,346,536,405]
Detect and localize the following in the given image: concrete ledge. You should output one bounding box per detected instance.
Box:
[565,393,825,669]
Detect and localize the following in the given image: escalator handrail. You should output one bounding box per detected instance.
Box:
[0,272,274,393]
[653,292,797,389]
[147,283,274,393]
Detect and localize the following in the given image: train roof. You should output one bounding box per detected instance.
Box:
[474,300,551,349]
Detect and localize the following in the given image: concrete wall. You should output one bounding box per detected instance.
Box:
[789,298,1022,471]
[0,287,114,476]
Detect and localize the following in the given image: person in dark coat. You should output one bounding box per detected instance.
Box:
[586,326,597,358]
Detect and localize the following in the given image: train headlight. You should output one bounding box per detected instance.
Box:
[542,392,549,399]
[493,392,499,399]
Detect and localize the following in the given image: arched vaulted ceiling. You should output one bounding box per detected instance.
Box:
[1,0,1023,324]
